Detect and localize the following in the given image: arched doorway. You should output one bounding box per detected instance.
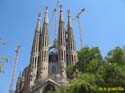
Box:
[43,84,56,93]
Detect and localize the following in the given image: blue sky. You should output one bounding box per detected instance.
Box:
[0,0,125,93]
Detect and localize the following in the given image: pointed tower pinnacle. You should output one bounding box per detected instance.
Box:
[44,6,49,24]
[58,5,67,81]
[29,12,41,88]
[59,5,64,22]
[36,13,41,30]
[66,9,78,65]
[37,6,49,82]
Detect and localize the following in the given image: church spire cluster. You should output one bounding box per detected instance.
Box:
[37,6,49,82]
[28,12,41,88]
[58,5,67,79]
[66,9,78,65]
[16,5,78,93]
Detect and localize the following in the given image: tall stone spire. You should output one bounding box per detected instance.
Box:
[58,5,67,80]
[29,13,41,87]
[37,6,49,82]
[16,73,22,93]
[66,10,78,65]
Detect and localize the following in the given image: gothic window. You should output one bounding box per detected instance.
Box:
[46,51,47,60]
[70,55,72,63]
[72,55,73,64]
[35,58,36,65]
[45,51,47,60]
[62,51,63,60]
[66,54,68,64]
[60,51,62,60]
[38,56,39,66]
[60,32,62,45]
[51,65,56,73]
[69,54,72,64]
[35,58,37,68]
[35,38,37,52]
[42,84,55,93]
[43,52,44,62]
[46,38,47,47]
[44,51,46,61]
[61,29,63,45]
[34,58,36,67]
[41,51,42,62]
[64,51,66,61]
[37,36,39,51]
[67,54,69,64]
[43,38,45,46]
[63,34,64,46]
[43,52,45,62]
[32,57,33,64]
[44,52,45,61]
[59,51,60,60]
[45,51,47,61]
[45,38,46,47]
[33,57,35,65]
[59,50,62,60]
[71,43,72,50]
[71,42,73,49]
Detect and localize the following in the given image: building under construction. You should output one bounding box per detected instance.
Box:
[15,5,82,93]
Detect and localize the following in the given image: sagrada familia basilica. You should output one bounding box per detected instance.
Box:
[16,5,78,93]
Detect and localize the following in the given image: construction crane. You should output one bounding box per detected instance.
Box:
[54,8,57,39]
[55,0,60,9]
[53,0,60,38]
[50,0,60,25]
[73,8,85,49]
[51,0,60,50]
[9,45,21,93]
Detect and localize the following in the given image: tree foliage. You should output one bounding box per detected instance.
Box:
[69,73,97,92]
[65,46,125,92]
[0,56,8,73]
[76,46,102,73]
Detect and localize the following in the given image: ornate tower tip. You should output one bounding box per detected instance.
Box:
[67,9,70,16]
[60,5,63,10]
[81,8,85,12]
[54,8,56,12]
[38,12,41,17]
[68,9,70,13]
[46,6,48,10]
[45,6,48,14]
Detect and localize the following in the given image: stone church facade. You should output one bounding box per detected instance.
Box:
[16,5,78,93]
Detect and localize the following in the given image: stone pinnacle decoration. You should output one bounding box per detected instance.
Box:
[66,9,78,65]
[37,6,49,82]
[29,12,41,88]
[58,5,67,80]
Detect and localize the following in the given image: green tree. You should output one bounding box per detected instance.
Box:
[0,56,8,73]
[76,47,103,73]
[106,47,125,64]
[69,73,97,93]
[65,47,104,92]
[66,64,76,79]
[55,46,125,92]
[96,47,125,87]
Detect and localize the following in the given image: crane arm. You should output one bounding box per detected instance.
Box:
[76,8,85,18]
[9,45,21,93]
[73,8,85,49]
